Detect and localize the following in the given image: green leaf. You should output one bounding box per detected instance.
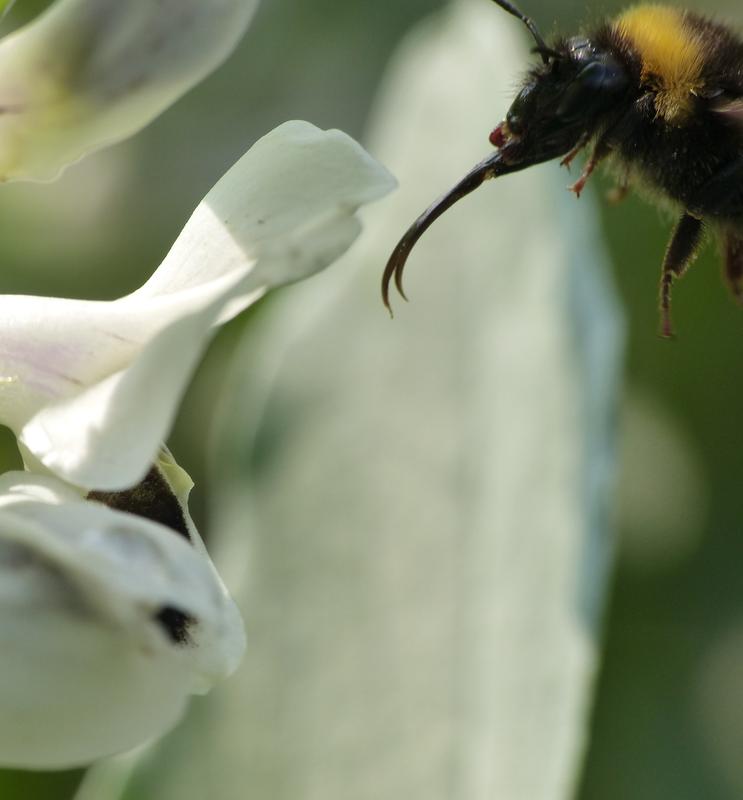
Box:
[0,0,16,20]
[0,768,83,800]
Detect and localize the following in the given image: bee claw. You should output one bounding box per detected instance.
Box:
[659,312,676,339]
[568,177,586,197]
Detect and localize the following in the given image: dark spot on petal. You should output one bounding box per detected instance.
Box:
[154,605,194,645]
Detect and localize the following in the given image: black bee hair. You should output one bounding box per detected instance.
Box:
[383,0,743,338]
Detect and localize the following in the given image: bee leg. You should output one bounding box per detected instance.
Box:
[568,139,610,198]
[723,233,743,302]
[659,213,704,338]
[560,133,589,170]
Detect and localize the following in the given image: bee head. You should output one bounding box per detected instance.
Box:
[492,37,629,169]
[381,3,631,311]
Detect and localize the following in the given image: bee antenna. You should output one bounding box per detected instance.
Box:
[490,0,551,63]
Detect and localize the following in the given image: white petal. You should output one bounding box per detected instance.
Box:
[0,0,259,181]
[19,279,250,490]
[0,122,395,488]
[0,470,244,769]
[136,120,397,298]
[133,1,623,798]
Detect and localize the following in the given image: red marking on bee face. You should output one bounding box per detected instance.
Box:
[489,124,506,148]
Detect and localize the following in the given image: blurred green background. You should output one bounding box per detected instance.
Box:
[2,0,743,797]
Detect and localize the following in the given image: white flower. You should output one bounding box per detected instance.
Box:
[0,120,394,490]
[0,457,243,769]
[0,0,260,181]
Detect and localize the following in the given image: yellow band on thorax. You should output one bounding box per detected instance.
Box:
[614,5,704,122]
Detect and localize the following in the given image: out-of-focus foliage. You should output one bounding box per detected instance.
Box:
[0,0,741,798]
[0,0,259,181]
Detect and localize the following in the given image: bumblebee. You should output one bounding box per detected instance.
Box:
[382,0,743,337]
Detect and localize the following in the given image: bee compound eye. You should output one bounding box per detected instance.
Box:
[506,82,537,135]
[506,110,522,134]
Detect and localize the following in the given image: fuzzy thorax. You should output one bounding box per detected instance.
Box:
[614,5,704,123]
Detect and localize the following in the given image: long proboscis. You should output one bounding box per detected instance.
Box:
[382,151,516,313]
